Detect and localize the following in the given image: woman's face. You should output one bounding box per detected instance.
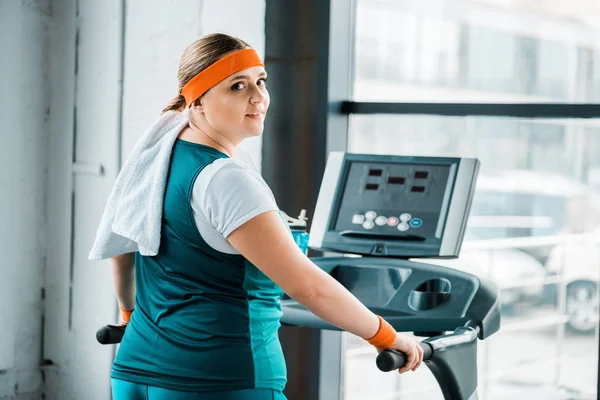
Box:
[193,65,269,142]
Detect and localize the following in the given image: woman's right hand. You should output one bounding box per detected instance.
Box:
[389,333,424,374]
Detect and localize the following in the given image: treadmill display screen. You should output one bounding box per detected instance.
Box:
[333,161,453,239]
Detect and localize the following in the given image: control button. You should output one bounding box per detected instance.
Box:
[400,213,412,222]
[387,216,399,226]
[352,214,365,224]
[397,222,409,232]
[410,218,423,228]
[363,220,375,230]
[365,211,377,220]
[375,216,387,226]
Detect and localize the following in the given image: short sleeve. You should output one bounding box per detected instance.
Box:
[193,160,279,239]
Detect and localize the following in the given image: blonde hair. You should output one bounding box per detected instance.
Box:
[162,33,251,113]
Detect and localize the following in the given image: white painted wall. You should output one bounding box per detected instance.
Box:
[43,0,77,398]
[0,1,48,398]
[120,0,203,161]
[1,0,266,399]
[60,1,126,399]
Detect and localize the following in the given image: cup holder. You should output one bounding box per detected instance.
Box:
[408,278,451,311]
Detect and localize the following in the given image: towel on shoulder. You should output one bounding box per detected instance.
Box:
[88,110,189,260]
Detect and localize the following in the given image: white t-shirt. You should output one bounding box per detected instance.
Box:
[190,157,279,254]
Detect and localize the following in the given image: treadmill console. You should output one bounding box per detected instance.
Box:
[281,152,500,398]
[309,152,480,258]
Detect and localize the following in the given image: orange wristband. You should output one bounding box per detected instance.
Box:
[119,306,133,325]
[365,316,396,350]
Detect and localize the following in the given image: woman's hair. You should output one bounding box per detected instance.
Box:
[162,33,251,113]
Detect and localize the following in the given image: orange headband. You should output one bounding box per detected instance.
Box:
[181,48,264,107]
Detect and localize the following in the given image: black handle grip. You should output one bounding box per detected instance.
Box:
[376,342,433,372]
[96,324,126,344]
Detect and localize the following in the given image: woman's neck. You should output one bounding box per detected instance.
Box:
[177,121,236,157]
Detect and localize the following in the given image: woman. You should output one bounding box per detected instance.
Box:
[108,33,423,400]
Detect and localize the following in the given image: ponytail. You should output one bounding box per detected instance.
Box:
[161,94,187,114]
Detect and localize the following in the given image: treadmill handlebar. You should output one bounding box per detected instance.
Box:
[377,325,479,372]
[96,323,435,375]
[96,324,126,345]
[376,342,434,372]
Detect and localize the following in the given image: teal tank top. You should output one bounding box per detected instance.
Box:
[111,140,287,392]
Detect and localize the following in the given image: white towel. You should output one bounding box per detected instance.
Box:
[88,109,190,260]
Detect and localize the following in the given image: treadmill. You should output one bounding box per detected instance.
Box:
[280,152,501,400]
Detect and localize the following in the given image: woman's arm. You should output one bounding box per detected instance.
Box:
[110,253,136,319]
[230,211,379,338]
[227,210,423,372]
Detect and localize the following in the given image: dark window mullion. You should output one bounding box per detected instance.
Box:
[341,101,600,118]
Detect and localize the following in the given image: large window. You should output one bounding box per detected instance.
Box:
[344,1,600,399]
[354,0,600,103]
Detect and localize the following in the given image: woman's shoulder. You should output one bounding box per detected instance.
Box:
[192,157,277,218]
[196,157,269,195]
[202,157,257,179]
